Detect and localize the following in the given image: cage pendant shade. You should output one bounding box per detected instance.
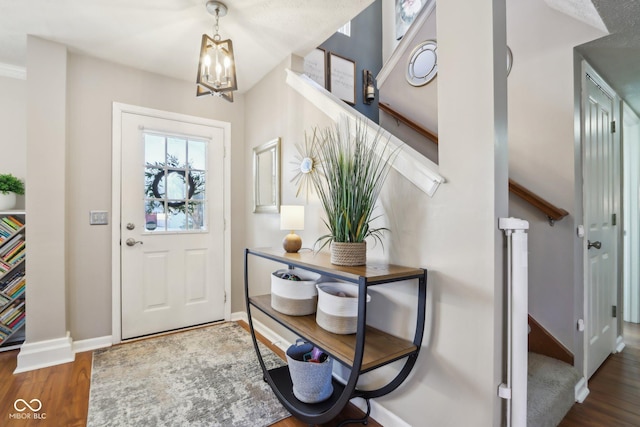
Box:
[196,33,237,100]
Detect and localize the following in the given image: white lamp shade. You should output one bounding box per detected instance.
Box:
[280,205,304,231]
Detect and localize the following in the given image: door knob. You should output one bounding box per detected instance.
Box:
[125,238,143,247]
[587,240,601,250]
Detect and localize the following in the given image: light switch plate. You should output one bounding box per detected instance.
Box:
[90,210,109,225]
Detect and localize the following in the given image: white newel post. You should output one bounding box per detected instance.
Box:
[499,217,530,427]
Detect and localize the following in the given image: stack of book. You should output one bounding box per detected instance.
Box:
[0,299,25,342]
[0,234,25,275]
[0,216,23,244]
[0,269,25,300]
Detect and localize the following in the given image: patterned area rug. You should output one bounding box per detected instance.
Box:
[87,322,289,427]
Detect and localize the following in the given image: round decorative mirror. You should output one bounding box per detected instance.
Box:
[406,40,438,87]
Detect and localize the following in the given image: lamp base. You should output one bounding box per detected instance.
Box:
[283,232,302,253]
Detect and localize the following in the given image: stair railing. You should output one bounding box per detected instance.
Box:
[379,102,569,225]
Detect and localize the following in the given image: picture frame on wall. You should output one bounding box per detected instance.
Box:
[329,53,356,105]
[303,48,326,88]
[396,0,425,40]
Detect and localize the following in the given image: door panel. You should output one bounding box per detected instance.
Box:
[584,71,618,378]
[120,112,225,339]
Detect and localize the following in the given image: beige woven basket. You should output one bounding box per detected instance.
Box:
[330,241,366,266]
[271,269,320,316]
[316,282,371,334]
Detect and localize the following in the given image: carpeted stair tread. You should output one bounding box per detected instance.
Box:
[528,352,581,427]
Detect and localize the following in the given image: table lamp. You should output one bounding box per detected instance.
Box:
[280,205,304,253]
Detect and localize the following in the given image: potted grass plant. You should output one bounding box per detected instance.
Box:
[0,174,24,211]
[310,117,397,266]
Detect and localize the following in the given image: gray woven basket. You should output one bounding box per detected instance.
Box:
[286,343,333,403]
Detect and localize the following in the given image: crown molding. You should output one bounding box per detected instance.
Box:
[0,62,27,80]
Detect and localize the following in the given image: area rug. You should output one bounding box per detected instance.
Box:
[87,322,290,427]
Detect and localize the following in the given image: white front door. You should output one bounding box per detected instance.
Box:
[583,67,619,378]
[120,112,225,339]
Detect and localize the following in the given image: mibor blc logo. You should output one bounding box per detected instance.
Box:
[9,398,46,420]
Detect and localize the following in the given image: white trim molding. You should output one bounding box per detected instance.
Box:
[285,69,445,197]
[14,332,74,373]
[0,62,26,80]
[111,102,232,344]
[615,335,625,353]
[574,377,590,403]
[73,335,112,354]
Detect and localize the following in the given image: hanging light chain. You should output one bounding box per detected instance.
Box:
[213,9,221,41]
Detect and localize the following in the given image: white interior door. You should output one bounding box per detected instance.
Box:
[120,112,225,339]
[583,69,619,378]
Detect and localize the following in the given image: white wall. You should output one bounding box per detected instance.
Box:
[379,0,605,351]
[16,42,246,346]
[243,0,508,423]
[24,37,69,344]
[378,6,439,163]
[506,0,605,350]
[623,102,640,323]
[64,54,246,341]
[0,75,26,210]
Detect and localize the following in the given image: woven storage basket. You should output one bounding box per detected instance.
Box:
[316,282,371,334]
[286,341,333,403]
[330,241,366,266]
[271,269,320,316]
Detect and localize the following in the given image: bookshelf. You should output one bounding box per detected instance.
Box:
[0,211,25,351]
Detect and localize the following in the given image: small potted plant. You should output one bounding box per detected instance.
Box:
[0,174,24,210]
[309,117,397,266]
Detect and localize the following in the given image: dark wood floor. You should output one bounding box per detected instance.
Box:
[0,322,380,427]
[559,321,640,427]
[3,322,638,427]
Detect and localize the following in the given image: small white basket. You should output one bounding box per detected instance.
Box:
[271,269,320,316]
[316,282,371,334]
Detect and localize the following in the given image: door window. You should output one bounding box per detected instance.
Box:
[143,133,208,232]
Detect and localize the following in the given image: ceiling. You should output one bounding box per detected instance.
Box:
[577,0,640,116]
[1,0,639,114]
[0,0,373,92]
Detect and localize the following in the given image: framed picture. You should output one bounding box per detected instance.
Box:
[329,53,356,105]
[253,138,281,214]
[303,48,326,88]
[396,0,425,40]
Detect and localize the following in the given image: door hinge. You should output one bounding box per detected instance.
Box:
[612,305,617,318]
[612,213,617,226]
[224,291,227,303]
[611,120,616,133]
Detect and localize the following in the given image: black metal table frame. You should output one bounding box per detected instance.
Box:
[244,248,427,426]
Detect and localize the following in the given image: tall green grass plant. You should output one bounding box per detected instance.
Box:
[311,118,397,251]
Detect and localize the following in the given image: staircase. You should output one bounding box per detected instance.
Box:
[528,353,581,426]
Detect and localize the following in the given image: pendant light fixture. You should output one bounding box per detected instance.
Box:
[196,1,237,102]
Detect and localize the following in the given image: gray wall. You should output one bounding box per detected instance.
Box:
[319,0,382,122]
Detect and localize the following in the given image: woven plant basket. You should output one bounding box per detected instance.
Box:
[330,241,366,266]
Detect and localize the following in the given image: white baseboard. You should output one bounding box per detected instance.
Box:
[73,335,112,354]
[350,397,411,427]
[574,377,590,403]
[231,311,409,426]
[14,332,74,374]
[615,335,625,353]
[231,311,289,352]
